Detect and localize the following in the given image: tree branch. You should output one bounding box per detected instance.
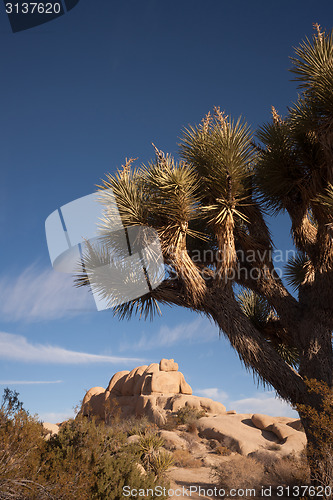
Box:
[202,286,307,405]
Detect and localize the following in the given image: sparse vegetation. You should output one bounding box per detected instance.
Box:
[269,452,310,489]
[149,450,175,477]
[213,455,265,496]
[215,443,232,456]
[0,389,169,499]
[213,452,310,498]
[176,406,206,425]
[159,414,178,431]
[186,420,199,434]
[172,449,202,468]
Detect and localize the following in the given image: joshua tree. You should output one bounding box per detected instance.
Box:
[77,26,333,494]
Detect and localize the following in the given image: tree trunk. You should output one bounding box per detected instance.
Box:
[297,306,333,497]
[299,401,333,500]
[206,291,333,499]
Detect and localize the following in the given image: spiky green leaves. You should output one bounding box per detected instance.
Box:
[285,252,314,292]
[99,167,147,230]
[255,121,304,213]
[179,109,256,277]
[237,289,299,367]
[290,26,333,113]
[238,289,271,330]
[141,153,202,242]
[256,27,333,221]
[179,109,255,218]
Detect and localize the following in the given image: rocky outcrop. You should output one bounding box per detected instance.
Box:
[80,358,306,458]
[42,422,59,440]
[196,412,305,457]
[81,359,226,424]
[251,413,306,456]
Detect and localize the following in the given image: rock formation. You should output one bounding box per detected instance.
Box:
[81,358,226,425]
[81,358,305,457]
[196,412,306,457]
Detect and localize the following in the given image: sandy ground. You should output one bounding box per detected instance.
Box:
[166,464,287,500]
[168,466,220,499]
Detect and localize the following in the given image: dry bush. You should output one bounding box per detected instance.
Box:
[172,449,202,468]
[0,389,169,500]
[186,421,199,434]
[215,444,232,456]
[268,452,310,489]
[159,414,178,431]
[119,415,154,436]
[248,449,310,493]
[181,432,201,453]
[213,455,265,495]
[176,406,206,425]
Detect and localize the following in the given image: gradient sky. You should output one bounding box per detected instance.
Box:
[0,0,332,423]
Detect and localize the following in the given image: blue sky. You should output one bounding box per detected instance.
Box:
[0,0,332,423]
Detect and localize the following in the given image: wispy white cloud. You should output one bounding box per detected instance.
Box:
[0,264,95,322]
[121,317,217,351]
[195,387,229,401]
[229,392,298,418]
[0,331,144,365]
[194,387,298,418]
[0,380,63,385]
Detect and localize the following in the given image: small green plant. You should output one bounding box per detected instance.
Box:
[138,431,165,453]
[149,450,174,477]
[138,431,166,472]
[176,406,206,425]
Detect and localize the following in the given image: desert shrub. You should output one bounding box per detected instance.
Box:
[268,452,310,489]
[45,415,169,499]
[176,406,206,425]
[267,443,282,451]
[186,420,199,434]
[124,415,153,436]
[0,389,169,500]
[159,414,178,431]
[215,444,232,456]
[181,432,199,452]
[137,431,166,472]
[172,449,202,468]
[0,389,48,499]
[90,448,165,499]
[213,455,265,496]
[41,415,113,499]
